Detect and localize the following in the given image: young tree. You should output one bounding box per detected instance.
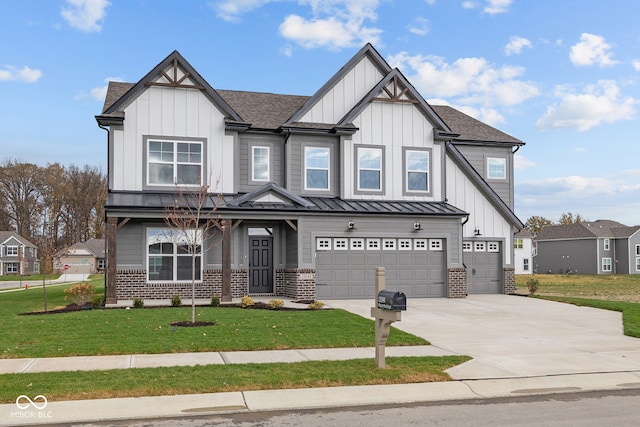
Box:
[164,184,221,324]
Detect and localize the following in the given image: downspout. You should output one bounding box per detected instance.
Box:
[282,129,291,189]
[98,123,109,303]
[461,214,469,269]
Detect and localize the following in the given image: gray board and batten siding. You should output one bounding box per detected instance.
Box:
[535,239,598,275]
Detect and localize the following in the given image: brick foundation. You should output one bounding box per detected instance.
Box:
[447,267,467,298]
[503,267,516,294]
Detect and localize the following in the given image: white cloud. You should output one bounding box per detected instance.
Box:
[388,52,539,108]
[574,147,588,153]
[61,0,110,32]
[75,77,123,102]
[569,33,617,67]
[484,0,512,14]
[279,1,383,50]
[209,0,278,22]
[504,35,532,56]
[0,65,43,83]
[408,16,429,36]
[514,153,535,170]
[536,80,636,131]
[633,60,640,71]
[461,1,476,9]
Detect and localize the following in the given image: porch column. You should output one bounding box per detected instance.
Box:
[106,217,118,304]
[221,219,232,302]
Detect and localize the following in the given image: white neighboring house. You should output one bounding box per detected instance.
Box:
[514,230,533,275]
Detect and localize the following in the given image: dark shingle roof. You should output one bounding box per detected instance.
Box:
[0,231,36,247]
[536,220,629,241]
[431,105,522,144]
[101,83,521,143]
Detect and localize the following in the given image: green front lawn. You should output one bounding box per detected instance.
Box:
[1,279,427,359]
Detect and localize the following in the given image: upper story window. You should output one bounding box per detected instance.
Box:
[603,239,610,251]
[148,139,202,186]
[487,157,506,180]
[252,146,270,182]
[405,149,429,193]
[6,246,18,256]
[636,245,640,256]
[356,146,383,192]
[304,147,330,190]
[514,239,523,249]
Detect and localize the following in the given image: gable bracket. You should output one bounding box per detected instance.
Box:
[146,58,205,90]
[374,75,418,104]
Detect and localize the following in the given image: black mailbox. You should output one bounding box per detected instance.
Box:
[377,290,406,311]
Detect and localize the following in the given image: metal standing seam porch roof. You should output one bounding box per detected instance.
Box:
[105,191,467,218]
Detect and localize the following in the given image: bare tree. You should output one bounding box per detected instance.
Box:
[62,165,106,244]
[164,183,221,323]
[0,159,43,238]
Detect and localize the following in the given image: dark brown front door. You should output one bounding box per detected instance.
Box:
[249,236,273,293]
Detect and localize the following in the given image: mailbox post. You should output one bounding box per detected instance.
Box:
[370,267,406,368]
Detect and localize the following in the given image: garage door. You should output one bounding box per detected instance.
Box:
[464,241,502,294]
[316,237,445,299]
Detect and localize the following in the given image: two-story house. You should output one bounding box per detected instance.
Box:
[0,231,39,276]
[96,44,524,304]
[534,220,640,274]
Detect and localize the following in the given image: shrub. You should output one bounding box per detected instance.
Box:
[269,299,284,309]
[308,300,325,310]
[239,295,254,308]
[171,294,182,307]
[211,293,220,307]
[64,283,95,306]
[133,298,144,308]
[91,294,103,309]
[527,277,539,295]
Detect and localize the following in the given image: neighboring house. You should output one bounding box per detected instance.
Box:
[514,229,533,275]
[534,220,640,275]
[0,231,39,276]
[55,239,106,275]
[95,44,525,304]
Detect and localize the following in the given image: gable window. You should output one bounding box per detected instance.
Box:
[356,146,383,192]
[604,239,610,251]
[252,146,270,182]
[487,157,506,180]
[304,147,330,190]
[405,149,429,193]
[147,228,202,282]
[148,139,202,186]
[514,239,523,249]
[602,257,612,272]
[6,246,18,256]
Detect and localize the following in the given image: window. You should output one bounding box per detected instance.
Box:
[399,239,412,250]
[334,238,348,250]
[367,239,380,250]
[148,228,202,282]
[317,238,331,250]
[637,245,640,256]
[383,239,396,250]
[357,146,383,191]
[474,242,486,252]
[350,238,364,250]
[463,241,473,252]
[636,258,640,272]
[6,262,18,273]
[414,239,427,250]
[97,259,106,271]
[488,242,500,252]
[6,246,18,256]
[523,258,530,271]
[405,149,429,192]
[305,147,330,190]
[602,258,612,272]
[514,239,523,249]
[604,239,610,251]
[148,139,202,186]
[429,239,442,251]
[252,146,270,182]
[487,157,506,180]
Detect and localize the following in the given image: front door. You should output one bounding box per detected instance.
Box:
[248,236,273,293]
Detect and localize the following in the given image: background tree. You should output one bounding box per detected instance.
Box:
[0,159,43,237]
[558,212,587,225]
[524,215,553,237]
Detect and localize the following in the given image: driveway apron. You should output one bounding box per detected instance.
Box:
[327,295,640,379]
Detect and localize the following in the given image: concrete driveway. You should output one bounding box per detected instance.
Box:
[327,295,640,380]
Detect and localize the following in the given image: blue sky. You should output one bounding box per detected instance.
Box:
[1,0,639,226]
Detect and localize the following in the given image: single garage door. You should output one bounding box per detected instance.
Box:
[464,241,502,294]
[316,237,445,299]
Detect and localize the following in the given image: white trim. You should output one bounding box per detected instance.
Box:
[252,146,270,182]
[474,242,486,252]
[334,238,348,250]
[487,157,506,180]
[429,239,442,251]
[304,146,330,190]
[382,239,396,250]
[488,242,500,252]
[316,238,331,250]
[399,239,412,250]
[414,239,427,250]
[602,257,612,272]
[350,238,364,250]
[463,241,473,252]
[366,238,380,250]
[147,138,203,187]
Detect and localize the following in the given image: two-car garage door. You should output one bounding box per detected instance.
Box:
[315,237,445,299]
